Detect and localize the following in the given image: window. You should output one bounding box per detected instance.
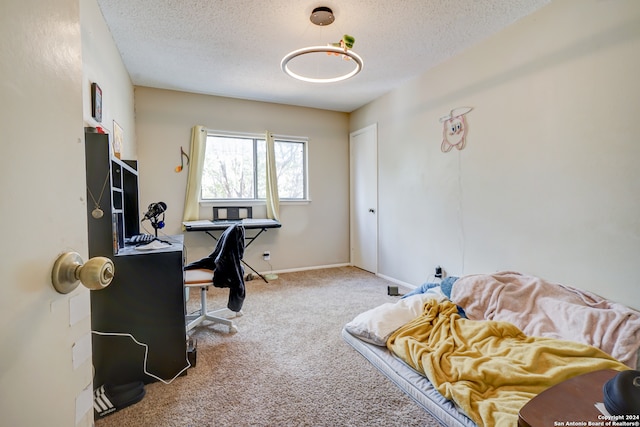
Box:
[201,132,308,201]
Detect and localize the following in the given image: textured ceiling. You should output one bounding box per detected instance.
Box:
[97,0,550,112]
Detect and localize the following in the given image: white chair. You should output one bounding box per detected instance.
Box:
[184,268,242,334]
[184,223,245,334]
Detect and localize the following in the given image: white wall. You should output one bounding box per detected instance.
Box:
[134,87,350,271]
[81,0,136,159]
[350,0,640,309]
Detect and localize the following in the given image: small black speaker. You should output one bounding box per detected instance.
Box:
[187,338,197,368]
[387,286,400,296]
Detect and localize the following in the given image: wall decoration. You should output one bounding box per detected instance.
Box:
[440,107,473,153]
[91,82,102,123]
[175,146,190,173]
[112,120,123,159]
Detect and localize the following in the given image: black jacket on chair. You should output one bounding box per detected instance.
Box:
[184,223,245,312]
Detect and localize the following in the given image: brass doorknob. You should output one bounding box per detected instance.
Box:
[51,252,114,294]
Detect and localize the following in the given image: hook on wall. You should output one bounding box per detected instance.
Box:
[175,146,190,172]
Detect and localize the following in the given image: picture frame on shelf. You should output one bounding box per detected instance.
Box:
[113,120,123,159]
[91,82,102,123]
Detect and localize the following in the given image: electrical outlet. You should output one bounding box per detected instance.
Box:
[435,265,443,278]
[263,251,270,261]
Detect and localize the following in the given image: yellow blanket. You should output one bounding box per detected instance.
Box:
[387,300,628,427]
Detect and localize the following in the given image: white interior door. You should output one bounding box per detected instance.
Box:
[0,2,93,426]
[350,124,378,273]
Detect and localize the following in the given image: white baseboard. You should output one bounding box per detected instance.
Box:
[254,264,419,291]
[256,263,351,276]
[376,273,417,290]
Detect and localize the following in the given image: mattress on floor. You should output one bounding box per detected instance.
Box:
[341,327,476,427]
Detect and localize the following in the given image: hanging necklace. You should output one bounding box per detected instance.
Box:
[87,170,110,219]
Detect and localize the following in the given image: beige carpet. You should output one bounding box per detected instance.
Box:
[95,266,442,426]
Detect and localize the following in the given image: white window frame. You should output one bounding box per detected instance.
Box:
[199,130,310,204]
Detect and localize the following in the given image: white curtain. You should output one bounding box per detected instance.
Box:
[182,125,207,224]
[265,131,280,221]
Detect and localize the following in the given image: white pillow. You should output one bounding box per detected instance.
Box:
[345,288,446,346]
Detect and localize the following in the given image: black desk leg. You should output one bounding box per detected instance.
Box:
[243,228,269,283]
[241,259,269,283]
[205,228,270,283]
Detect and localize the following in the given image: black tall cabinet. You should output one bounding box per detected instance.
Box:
[85,131,140,256]
[85,131,188,386]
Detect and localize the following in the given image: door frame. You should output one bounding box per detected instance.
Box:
[349,123,378,273]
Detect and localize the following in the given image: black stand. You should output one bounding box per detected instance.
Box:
[146,214,170,245]
[205,228,269,283]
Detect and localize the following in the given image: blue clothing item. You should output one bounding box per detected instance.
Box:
[402,276,459,299]
[401,276,465,317]
[401,281,440,299]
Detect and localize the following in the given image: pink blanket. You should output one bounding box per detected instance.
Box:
[450,271,640,368]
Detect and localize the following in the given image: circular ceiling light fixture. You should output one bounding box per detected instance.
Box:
[281,6,363,84]
[281,46,363,84]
